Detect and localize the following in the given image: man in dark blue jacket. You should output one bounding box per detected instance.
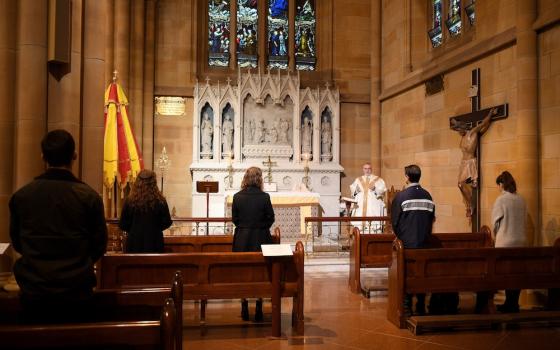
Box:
[391,164,435,316]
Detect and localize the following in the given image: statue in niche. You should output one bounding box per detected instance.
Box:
[301,116,312,154]
[201,111,213,154]
[278,118,290,143]
[321,115,332,155]
[255,118,265,143]
[222,114,234,154]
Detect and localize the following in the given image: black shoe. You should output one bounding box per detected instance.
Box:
[496,304,519,313]
[255,300,263,322]
[241,300,249,321]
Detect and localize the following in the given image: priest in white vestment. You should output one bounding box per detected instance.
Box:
[350,163,387,233]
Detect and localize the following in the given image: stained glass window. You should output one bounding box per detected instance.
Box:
[208,0,231,67]
[295,0,316,71]
[445,0,462,37]
[428,0,443,48]
[267,0,289,70]
[465,0,475,25]
[237,0,258,68]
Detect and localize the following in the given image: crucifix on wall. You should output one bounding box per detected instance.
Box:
[449,68,508,232]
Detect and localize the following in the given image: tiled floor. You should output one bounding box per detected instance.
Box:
[183,264,560,350]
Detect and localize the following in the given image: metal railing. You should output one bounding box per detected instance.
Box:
[303,216,392,255]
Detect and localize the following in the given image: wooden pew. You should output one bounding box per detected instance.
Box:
[349,226,493,295]
[98,241,305,336]
[387,237,560,334]
[0,272,183,350]
[0,300,176,350]
[163,227,281,253]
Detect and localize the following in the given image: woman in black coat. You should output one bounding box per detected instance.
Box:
[232,166,275,320]
[119,169,172,253]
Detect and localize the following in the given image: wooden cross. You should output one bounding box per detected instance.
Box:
[262,155,277,184]
[449,68,508,232]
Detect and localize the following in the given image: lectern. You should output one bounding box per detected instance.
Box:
[196,181,219,235]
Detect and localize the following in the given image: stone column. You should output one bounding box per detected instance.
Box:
[515,0,538,246]
[114,0,130,91]
[370,0,382,175]
[104,0,115,83]
[143,0,157,170]
[0,0,17,269]
[47,0,82,173]
[13,0,48,189]
[129,0,145,142]
[82,0,107,192]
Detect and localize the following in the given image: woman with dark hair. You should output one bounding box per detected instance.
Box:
[492,170,527,312]
[119,169,172,253]
[232,166,275,321]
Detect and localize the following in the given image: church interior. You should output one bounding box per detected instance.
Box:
[1,0,560,349]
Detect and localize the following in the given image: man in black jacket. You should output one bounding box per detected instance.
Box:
[9,130,107,322]
[391,164,435,316]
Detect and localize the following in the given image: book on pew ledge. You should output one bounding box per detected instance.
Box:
[261,244,293,256]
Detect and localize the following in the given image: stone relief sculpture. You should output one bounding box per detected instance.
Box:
[301,116,312,154]
[254,118,265,143]
[222,114,234,155]
[321,115,332,160]
[278,118,290,143]
[200,111,213,158]
[245,119,255,143]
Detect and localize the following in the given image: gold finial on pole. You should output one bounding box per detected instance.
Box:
[112,70,118,83]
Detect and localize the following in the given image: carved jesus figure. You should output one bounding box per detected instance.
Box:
[456,107,497,217]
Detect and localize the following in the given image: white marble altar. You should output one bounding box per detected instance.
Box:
[190,70,343,221]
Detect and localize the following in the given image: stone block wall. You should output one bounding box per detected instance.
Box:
[538,24,560,245]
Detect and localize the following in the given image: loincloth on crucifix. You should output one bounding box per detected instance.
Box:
[458,158,478,184]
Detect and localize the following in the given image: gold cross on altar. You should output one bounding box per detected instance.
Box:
[262,156,277,184]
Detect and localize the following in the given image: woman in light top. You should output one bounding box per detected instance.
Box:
[492,170,527,312]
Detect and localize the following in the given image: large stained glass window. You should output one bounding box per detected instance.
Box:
[208,0,231,67]
[428,0,442,48]
[295,0,316,71]
[267,0,289,70]
[237,0,258,68]
[445,0,461,37]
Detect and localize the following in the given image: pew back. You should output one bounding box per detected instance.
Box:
[349,227,492,294]
[387,238,560,328]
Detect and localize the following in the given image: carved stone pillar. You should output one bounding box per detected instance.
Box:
[13,0,48,189]
[142,0,157,170]
[129,0,145,143]
[47,0,83,172]
[114,0,130,91]
[370,0,381,175]
[515,0,538,246]
[82,0,108,192]
[0,0,17,268]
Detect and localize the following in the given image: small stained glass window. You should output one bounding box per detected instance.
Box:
[208,0,231,67]
[237,0,258,68]
[267,0,289,70]
[295,0,316,71]
[445,0,462,37]
[428,0,443,48]
[465,0,475,25]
